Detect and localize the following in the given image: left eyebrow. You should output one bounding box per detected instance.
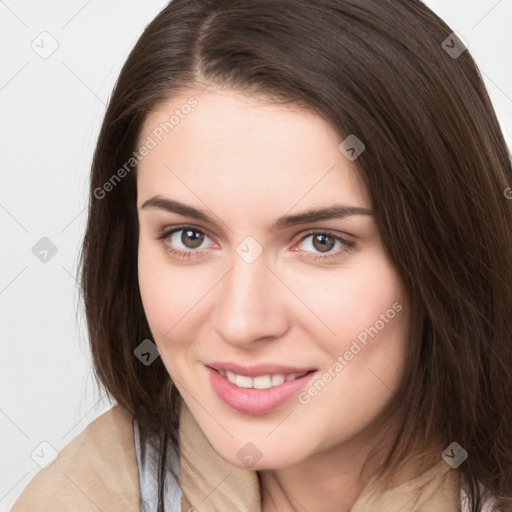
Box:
[273,205,374,229]
[140,196,373,230]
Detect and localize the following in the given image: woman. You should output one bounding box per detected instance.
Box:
[13,0,512,510]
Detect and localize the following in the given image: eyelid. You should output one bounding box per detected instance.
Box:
[296,228,354,244]
[156,224,216,243]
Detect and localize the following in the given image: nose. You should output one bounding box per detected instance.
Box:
[212,252,290,348]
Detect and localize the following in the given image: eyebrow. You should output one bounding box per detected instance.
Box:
[140,196,373,229]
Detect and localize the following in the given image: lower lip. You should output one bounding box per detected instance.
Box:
[207,366,317,415]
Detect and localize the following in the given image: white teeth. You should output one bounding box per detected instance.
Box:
[222,370,309,389]
[271,374,285,386]
[253,375,272,389]
[235,375,253,388]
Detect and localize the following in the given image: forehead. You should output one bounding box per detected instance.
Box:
[136,88,370,217]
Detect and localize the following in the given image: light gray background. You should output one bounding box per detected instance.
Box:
[1,0,511,509]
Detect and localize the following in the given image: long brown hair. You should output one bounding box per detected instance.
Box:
[79,1,512,510]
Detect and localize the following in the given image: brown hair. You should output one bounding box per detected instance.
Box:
[79,1,512,510]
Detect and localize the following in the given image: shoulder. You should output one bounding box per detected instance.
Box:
[12,404,141,512]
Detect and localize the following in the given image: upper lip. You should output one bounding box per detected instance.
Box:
[206,362,316,377]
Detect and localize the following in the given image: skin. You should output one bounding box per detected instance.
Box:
[136,87,409,512]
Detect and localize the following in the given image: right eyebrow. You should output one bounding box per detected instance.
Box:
[141,196,211,222]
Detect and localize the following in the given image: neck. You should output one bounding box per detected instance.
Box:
[256,416,444,512]
[257,420,395,512]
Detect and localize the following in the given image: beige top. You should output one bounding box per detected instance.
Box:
[11,403,497,511]
[12,405,141,512]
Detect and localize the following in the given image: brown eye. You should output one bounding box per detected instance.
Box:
[295,231,354,260]
[311,234,336,253]
[157,226,214,258]
[181,229,204,249]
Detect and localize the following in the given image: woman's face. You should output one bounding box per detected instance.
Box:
[137,87,408,470]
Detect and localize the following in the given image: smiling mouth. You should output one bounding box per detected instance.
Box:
[207,365,318,415]
[212,368,316,390]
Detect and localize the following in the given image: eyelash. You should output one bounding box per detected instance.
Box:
[155,225,355,262]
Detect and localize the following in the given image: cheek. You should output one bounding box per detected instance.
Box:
[137,243,204,343]
[137,249,209,380]
[290,251,408,410]
[290,252,405,346]
[296,281,407,444]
